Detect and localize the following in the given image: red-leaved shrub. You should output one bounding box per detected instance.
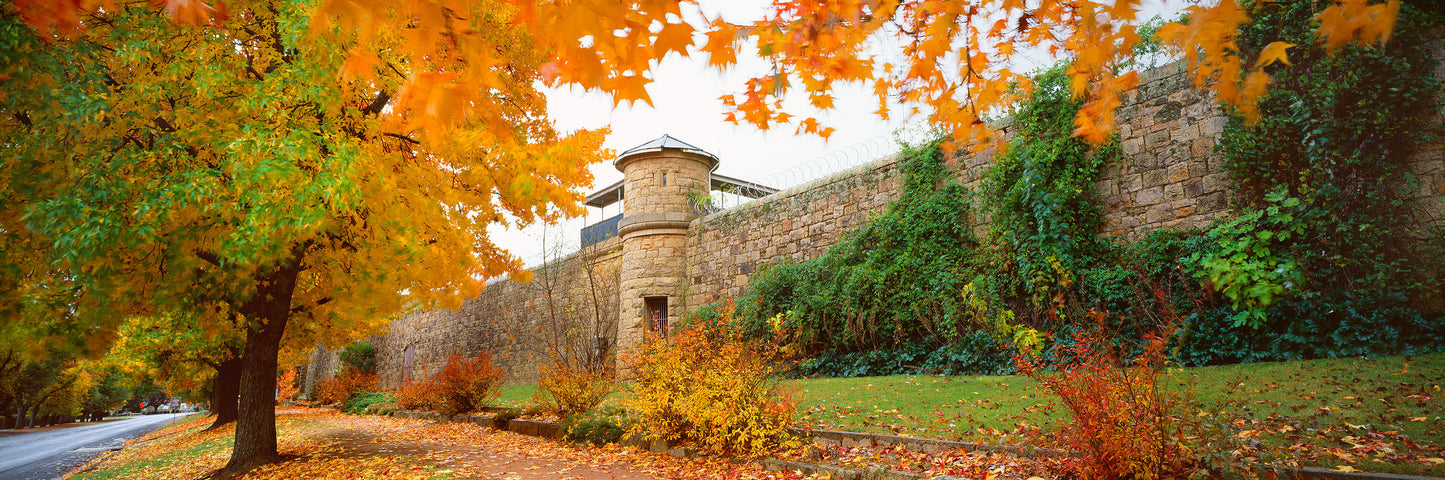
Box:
[433,352,505,415]
[313,369,378,406]
[275,369,299,404]
[1019,311,1194,480]
[393,379,445,412]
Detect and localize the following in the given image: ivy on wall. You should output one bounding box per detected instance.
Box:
[974,65,1123,326]
[718,139,977,352]
[1198,0,1444,327]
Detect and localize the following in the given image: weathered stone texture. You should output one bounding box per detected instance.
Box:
[685,157,905,307]
[306,238,622,389]
[684,57,1445,308]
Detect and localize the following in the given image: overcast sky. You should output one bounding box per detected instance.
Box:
[489,0,1188,268]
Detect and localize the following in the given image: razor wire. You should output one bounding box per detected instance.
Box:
[700,121,936,214]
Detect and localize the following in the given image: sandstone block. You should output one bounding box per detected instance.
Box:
[1202,172,1231,193]
[1143,169,1167,188]
[1145,204,1172,223]
[1136,186,1164,205]
[1167,164,1190,183]
[1164,183,1186,202]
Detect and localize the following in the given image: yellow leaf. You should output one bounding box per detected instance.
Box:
[1336,466,1361,473]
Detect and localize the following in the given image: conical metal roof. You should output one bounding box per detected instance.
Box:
[617,134,719,162]
[621,134,703,155]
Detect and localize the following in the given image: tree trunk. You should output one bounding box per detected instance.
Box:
[208,352,243,430]
[222,245,306,474]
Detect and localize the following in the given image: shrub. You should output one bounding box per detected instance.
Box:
[339,341,377,375]
[533,361,613,415]
[343,391,395,414]
[794,333,1016,378]
[433,352,505,415]
[1019,314,1195,480]
[562,406,633,446]
[314,369,378,406]
[393,379,445,412]
[624,303,799,456]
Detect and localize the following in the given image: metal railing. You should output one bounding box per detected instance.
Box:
[580,214,622,247]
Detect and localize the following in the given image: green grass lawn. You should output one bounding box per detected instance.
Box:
[495,384,539,408]
[502,353,1445,475]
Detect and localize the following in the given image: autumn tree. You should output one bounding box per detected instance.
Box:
[0,0,604,473]
[2,0,1412,473]
[292,0,1408,149]
[109,310,246,428]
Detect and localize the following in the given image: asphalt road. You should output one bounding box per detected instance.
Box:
[0,413,187,480]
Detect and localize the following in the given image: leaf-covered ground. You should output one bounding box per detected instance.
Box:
[63,407,826,480]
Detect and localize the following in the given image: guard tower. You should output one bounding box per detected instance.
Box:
[582,135,780,359]
[610,135,717,355]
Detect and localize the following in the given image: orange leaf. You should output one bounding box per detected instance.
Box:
[1254,41,1295,69]
[606,75,652,108]
[1241,69,1271,101]
[701,20,740,69]
[654,22,696,58]
[151,0,222,25]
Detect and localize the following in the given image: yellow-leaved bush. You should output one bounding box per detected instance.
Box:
[533,361,613,416]
[622,302,799,456]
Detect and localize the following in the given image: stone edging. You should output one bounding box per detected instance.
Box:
[761,459,921,480]
[790,428,1066,458]
[386,410,1444,480]
[390,410,562,439]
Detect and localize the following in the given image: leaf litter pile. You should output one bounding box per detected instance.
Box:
[64,407,825,480]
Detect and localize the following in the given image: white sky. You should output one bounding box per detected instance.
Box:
[490,0,1188,268]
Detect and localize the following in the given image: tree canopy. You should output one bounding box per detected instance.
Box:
[1,0,604,470]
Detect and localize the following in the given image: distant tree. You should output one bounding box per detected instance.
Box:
[78,370,130,420]
[109,311,244,428]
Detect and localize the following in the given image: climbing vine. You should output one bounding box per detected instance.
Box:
[724,138,977,352]
[1199,0,1443,327]
[975,65,1122,327]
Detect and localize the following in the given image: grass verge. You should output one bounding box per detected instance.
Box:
[789,353,1444,476]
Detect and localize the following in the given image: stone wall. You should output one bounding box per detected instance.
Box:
[304,237,623,389]
[300,346,340,397]
[685,156,906,306]
[685,57,1442,309]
